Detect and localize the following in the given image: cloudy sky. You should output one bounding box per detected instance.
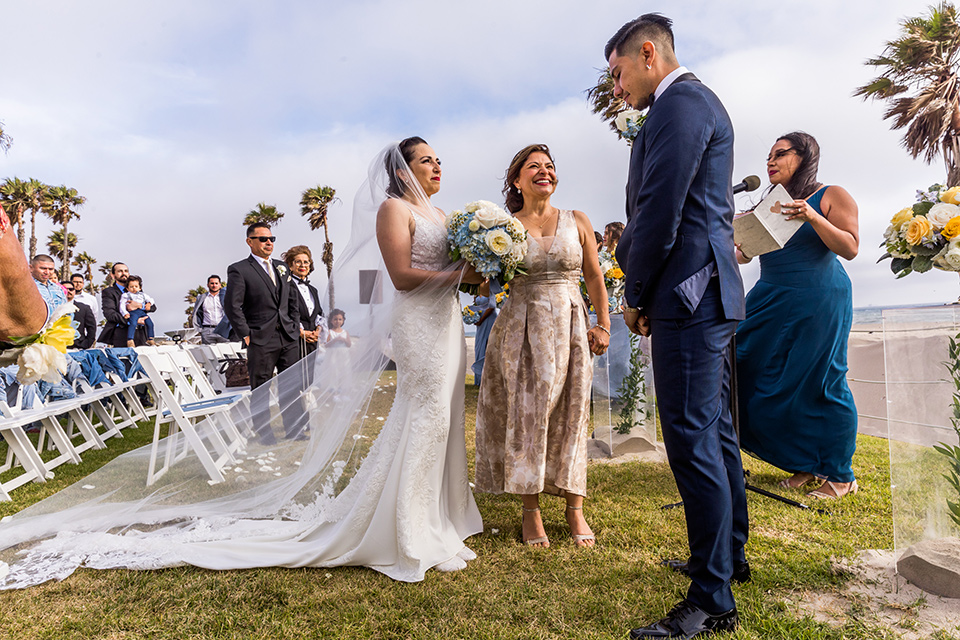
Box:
[1,0,951,331]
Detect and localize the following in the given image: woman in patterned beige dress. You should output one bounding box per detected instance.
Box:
[475,144,610,548]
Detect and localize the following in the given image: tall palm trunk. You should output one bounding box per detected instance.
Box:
[60,220,71,280]
[322,223,335,309]
[29,209,37,259]
[15,206,25,247]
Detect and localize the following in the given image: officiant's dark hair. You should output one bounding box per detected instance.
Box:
[776,131,823,200]
[604,13,676,61]
[386,136,429,198]
[503,144,554,213]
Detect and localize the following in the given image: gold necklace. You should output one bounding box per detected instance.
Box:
[538,207,558,230]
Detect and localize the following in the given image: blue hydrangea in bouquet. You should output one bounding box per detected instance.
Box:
[447,200,528,295]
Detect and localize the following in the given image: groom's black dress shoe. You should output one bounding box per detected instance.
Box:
[660,558,751,584]
[629,599,739,639]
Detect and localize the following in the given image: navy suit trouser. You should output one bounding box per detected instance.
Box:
[650,280,749,614]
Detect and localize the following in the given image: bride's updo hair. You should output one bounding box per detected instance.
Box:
[502,143,554,213]
[386,136,429,198]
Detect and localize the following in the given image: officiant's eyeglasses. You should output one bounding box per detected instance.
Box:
[767,148,797,162]
[248,236,276,243]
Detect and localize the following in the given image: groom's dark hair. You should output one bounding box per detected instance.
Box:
[604,13,676,61]
[386,136,429,198]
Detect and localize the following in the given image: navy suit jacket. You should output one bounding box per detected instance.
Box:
[224,256,300,347]
[616,73,745,321]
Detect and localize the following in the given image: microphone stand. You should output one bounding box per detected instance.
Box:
[660,334,831,516]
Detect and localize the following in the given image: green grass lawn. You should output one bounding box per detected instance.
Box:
[0,380,944,640]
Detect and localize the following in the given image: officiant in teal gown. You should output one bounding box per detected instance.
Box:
[735,131,861,500]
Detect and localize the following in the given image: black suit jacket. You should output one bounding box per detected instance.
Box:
[98,283,158,347]
[72,301,97,350]
[616,73,744,321]
[293,278,323,330]
[225,256,300,346]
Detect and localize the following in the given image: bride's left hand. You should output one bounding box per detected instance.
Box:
[587,327,610,356]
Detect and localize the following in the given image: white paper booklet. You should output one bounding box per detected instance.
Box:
[732,184,803,257]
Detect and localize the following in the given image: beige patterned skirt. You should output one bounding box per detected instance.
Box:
[474,275,592,497]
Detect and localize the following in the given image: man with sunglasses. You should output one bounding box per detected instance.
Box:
[225,222,304,443]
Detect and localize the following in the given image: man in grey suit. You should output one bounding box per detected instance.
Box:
[193,274,232,344]
[225,223,304,443]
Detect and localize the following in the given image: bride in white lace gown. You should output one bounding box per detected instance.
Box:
[0,139,483,587]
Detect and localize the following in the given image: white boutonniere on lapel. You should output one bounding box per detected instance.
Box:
[276,264,288,277]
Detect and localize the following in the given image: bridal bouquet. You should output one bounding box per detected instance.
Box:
[447,200,528,295]
[881,183,960,277]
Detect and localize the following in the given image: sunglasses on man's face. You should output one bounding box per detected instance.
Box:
[248,236,276,243]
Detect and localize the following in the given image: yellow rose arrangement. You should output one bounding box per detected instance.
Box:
[882,183,960,277]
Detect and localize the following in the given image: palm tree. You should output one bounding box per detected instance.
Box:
[45,185,86,279]
[0,120,11,153]
[72,251,98,292]
[586,68,628,134]
[242,202,284,227]
[25,178,48,260]
[99,261,115,289]
[46,230,78,270]
[0,176,32,247]
[300,185,339,307]
[183,285,207,328]
[856,2,960,184]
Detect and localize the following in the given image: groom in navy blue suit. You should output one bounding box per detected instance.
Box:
[607,14,749,639]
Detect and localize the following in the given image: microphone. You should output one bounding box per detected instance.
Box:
[732,175,761,194]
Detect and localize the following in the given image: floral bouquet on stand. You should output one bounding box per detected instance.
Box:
[599,248,625,313]
[881,183,960,277]
[447,200,528,295]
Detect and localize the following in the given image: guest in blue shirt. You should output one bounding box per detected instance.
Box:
[30,254,67,316]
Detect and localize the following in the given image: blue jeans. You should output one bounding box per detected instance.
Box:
[126,309,154,341]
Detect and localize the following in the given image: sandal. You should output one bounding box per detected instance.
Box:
[778,472,817,489]
[565,505,596,547]
[521,507,549,547]
[807,479,858,500]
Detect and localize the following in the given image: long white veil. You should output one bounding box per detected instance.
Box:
[0,142,471,588]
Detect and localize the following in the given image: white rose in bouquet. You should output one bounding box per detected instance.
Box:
[927,202,960,229]
[469,200,503,229]
[942,238,960,270]
[16,342,66,385]
[485,229,513,256]
[509,217,525,236]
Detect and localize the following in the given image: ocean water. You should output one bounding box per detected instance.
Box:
[853,302,960,326]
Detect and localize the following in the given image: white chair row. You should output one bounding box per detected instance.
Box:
[0,350,152,500]
[0,344,250,499]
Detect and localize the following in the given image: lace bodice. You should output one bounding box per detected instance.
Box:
[409,206,451,272]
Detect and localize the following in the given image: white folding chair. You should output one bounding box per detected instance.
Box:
[137,351,247,486]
